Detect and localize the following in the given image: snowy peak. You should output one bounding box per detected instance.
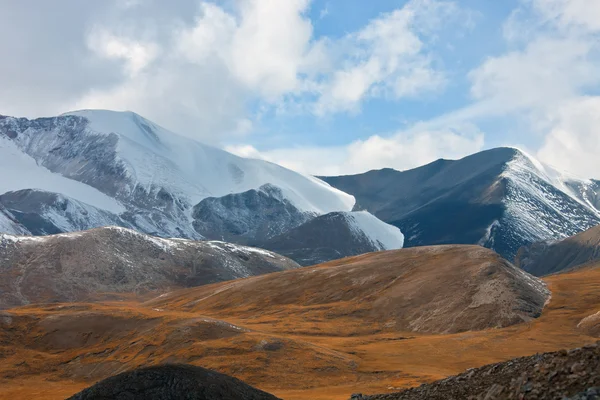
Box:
[0,109,396,266]
[322,146,600,262]
[46,109,355,214]
[502,148,600,216]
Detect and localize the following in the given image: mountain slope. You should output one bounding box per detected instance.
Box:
[148,245,549,334]
[515,224,600,276]
[0,204,30,235]
[262,211,405,266]
[0,109,405,264]
[321,147,600,261]
[0,227,299,308]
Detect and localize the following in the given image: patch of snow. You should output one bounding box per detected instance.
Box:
[507,148,600,216]
[206,240,278,258]
[0,135,125,214]
[343,211,405,250]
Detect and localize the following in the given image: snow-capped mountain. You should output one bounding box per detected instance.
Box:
[322,147,600,262]
[0,226,299,308]
[0,110,402,265]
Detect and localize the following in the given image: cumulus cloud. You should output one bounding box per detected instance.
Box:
[432,0,600,178]
[0,0,465,144]
[313,0,459,114]
[227,123,484,175]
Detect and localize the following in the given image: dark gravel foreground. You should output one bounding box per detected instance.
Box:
[67,364,281,400]
[351,342,600,400]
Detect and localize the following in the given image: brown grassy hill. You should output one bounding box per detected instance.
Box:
[0,249,599,400]
[515,224,600,276]
[147,245,549,334]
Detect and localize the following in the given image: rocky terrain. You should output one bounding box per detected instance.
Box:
[69,364,281,400]
[0,226,298,308]
[322,147,600,261]
[352,343,600,400]
[516,224,600,276]
[147,245,549,334]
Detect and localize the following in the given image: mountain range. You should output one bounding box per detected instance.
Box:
[1,109,599,267]
[0,110,403,265]
[321,147,600,262]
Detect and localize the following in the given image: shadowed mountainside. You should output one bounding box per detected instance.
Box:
[516,224,600,276]
[321,148,600,261]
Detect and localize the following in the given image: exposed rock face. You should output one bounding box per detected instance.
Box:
[148,245,549,334]
[354,343,600,400]
[0,226,299,308]
[0,189,130,235]
[321,148,600,261]
[68,364,281,400]
[192,184,313,245]
[515,225,600,276]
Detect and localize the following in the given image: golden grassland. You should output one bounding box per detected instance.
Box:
[0,259,598,400]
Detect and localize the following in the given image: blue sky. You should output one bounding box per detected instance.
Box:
[1,0,599,177]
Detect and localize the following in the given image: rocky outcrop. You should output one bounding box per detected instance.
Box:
[68,364,281,400]
[192,184,313,245]
[354,343,600,400]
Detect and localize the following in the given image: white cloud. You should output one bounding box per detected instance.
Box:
[468,37,599,111]
[0,0,468,146]
[314,0,457,114]
[532,0,600,32]
[537,97,600,177]
[227,124,484,175]
[87,30,160,77]
[423,0,600,178]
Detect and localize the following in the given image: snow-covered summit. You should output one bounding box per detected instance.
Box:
[61,109,354,214]
[0,109,404,266]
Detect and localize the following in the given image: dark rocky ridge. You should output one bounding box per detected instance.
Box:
[68,364,281,400]
[352,342,600,400]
